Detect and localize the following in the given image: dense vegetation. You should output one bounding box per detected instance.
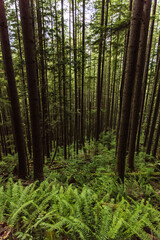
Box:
[0,0,160,239]
[0,133,160,239]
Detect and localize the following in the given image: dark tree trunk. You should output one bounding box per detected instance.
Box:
[15,0,32,157]
[101,0,109,132]
[0,112,7,156]
[96,0,105,141]
[110,33,119,129]
[19,0,43,180]
[72,0,78,154]
[69,0,72,146]
[106,38,111,130]
[55,0,63,147]
[146,82,160,155]
[116,0,144,182]
[36,0,50,158]
[0,0,27,178]
[0,88,8,156]
[127,0,151,171]
[81,0,85,147]
[61,0,67,159]
[116,0,133,151]
[143,43,160,148]
[136,0,157,152]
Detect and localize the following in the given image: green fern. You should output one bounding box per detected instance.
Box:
[0,177,160,240]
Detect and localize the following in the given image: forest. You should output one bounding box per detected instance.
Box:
[0,0,160,239]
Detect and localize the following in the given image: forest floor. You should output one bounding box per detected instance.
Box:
[0,132,160,240]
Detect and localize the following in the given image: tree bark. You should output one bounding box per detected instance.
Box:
[15,0,32,157]
[96,0,105,141]
[116,0,144,182]
[136,0,157,152]
[146,82,160,155]
[127,0,151,171]
[110,33,119,129]
[36,0,49,158]
[81,0,85,147]
[143,38,160,147]
[0,0,27,178]
[72,0,78,154]
[19,0,43,180]
[61,0,67,159]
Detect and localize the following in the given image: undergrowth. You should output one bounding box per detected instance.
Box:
[0,131,160,240]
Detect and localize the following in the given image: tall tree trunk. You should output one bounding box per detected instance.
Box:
[15,0,32,157]
[81,0,85,147]
[127,0,152,171]
[116,0,144,182]
[96,0,105,141]
[106,38,111,130]
[116,0,132,149]
[72,0,78,154]
[30,0,40,102]
[41,0,51,156]
[143,37,160,147]
[101,0,109,132]
[136,0,157,151]
[36,0,49,158]
[146,82,160,155]
[61,0,67,159]
[55,0,63,147]
[0,0,27,178]
[69,0,72,146]
[110,33,119,129]
[19,0,43,180]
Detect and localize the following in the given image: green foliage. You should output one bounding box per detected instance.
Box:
[0,132,160,239]
[0,175,160,240]
[0,153,18,177]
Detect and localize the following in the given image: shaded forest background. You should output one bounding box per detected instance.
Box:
[0,0,160,182]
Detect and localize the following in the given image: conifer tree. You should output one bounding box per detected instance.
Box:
[0,0,27,178]
[116,0,145,182]
[19,0,43,180]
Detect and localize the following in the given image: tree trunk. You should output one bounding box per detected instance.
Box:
[106,38,111,130]
[136,0,157,152]
[116,0,133,150]
[55,0,63,147]
[146,82,160,155]
[19,0,43,180]
[72,0,78,154]
[110,33,119,129]
[143,39,160,148]
[81,0,85,147]
[15,0,32,157]
[127,0,151,171]
[116,0,144,182]
[96,0,105,141]
[61,0,67,159]
[36,0,49,158]
[0,0,27,178]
